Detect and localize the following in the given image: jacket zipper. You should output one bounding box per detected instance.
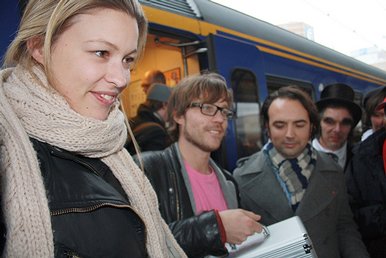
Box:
[51,202,147,246]
[64,250,81,258]
[51,202,132,216]
[169,170,181,221]
[49,149,147,245]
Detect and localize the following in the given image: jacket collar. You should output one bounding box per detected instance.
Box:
[358,127,386,157]
[234,151,267,176]
[236,150,341,222]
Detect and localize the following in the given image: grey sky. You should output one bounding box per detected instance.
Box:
[212,0,386,55]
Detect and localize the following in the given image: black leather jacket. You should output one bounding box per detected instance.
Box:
[1,138,148,257]
[134,143,239,258]
[346,128,386,256]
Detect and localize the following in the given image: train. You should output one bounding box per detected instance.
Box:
[3,0,386,171]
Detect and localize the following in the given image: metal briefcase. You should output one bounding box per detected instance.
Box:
[227,216,317,258]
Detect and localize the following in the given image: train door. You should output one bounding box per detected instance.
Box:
[121,33,202,118]
[207,34,267,171]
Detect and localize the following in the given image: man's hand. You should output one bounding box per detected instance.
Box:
[219,209,263,244]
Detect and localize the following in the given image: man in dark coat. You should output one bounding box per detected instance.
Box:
[312,83,362,170]
[125,83,172,154]
[134,73,263,257]
[234,86,369,258]
[345,96,386,258]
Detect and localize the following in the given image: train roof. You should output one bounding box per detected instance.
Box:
[139,0,386,83]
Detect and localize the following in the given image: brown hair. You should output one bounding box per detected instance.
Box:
[167,72,233,140]
[363,88,386,129]
[261,86,318,138]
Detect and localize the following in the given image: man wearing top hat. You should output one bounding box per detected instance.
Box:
[312,83,362,170]
[345,96,386,258]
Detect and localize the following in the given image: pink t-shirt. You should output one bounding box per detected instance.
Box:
[184,161,228,214]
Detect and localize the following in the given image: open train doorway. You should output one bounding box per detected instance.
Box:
[121,34,202,118]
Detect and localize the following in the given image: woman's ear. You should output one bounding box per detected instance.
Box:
[27,36,44,65]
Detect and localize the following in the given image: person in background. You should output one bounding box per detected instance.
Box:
[125,83,172,154]
[312,83,362,170]
[345,97,386,258]
[134,73,263,257]
[234,86,369,258]
[0,0,185,257]
[141,69,166,94]
[361,87,386,141]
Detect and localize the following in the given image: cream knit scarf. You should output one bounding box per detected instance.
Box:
[0,65,186,258]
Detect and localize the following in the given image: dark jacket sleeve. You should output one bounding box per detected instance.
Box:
[345,157,386,239]
[169,211,227,257]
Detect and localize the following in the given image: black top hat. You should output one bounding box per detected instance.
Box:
[316,83,362,127]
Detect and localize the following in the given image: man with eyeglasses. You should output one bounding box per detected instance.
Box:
[312,83,362,170]
[133,73,263,258]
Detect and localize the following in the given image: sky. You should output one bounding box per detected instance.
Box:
[211,0,386,56]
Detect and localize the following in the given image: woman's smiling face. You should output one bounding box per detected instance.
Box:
[37,8,139,120]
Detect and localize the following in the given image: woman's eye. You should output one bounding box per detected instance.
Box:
[95,50,107,57]
[123,56,135,70]
[123,56,134,63]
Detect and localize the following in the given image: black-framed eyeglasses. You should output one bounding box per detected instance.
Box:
[189,102,234,119]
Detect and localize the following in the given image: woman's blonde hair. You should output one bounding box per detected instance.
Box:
[3,0,147,80]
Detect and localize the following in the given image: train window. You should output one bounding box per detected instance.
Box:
[266,75,315,100]
[231,69,262,159]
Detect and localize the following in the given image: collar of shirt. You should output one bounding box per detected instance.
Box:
[312,138,347,168]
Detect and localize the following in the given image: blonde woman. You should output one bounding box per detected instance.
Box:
[0,0,186,257]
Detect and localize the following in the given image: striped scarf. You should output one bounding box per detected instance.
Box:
[264,142,317,210]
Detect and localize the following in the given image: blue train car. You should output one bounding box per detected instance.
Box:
[130,0,386,170]
[0,1,24,62]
